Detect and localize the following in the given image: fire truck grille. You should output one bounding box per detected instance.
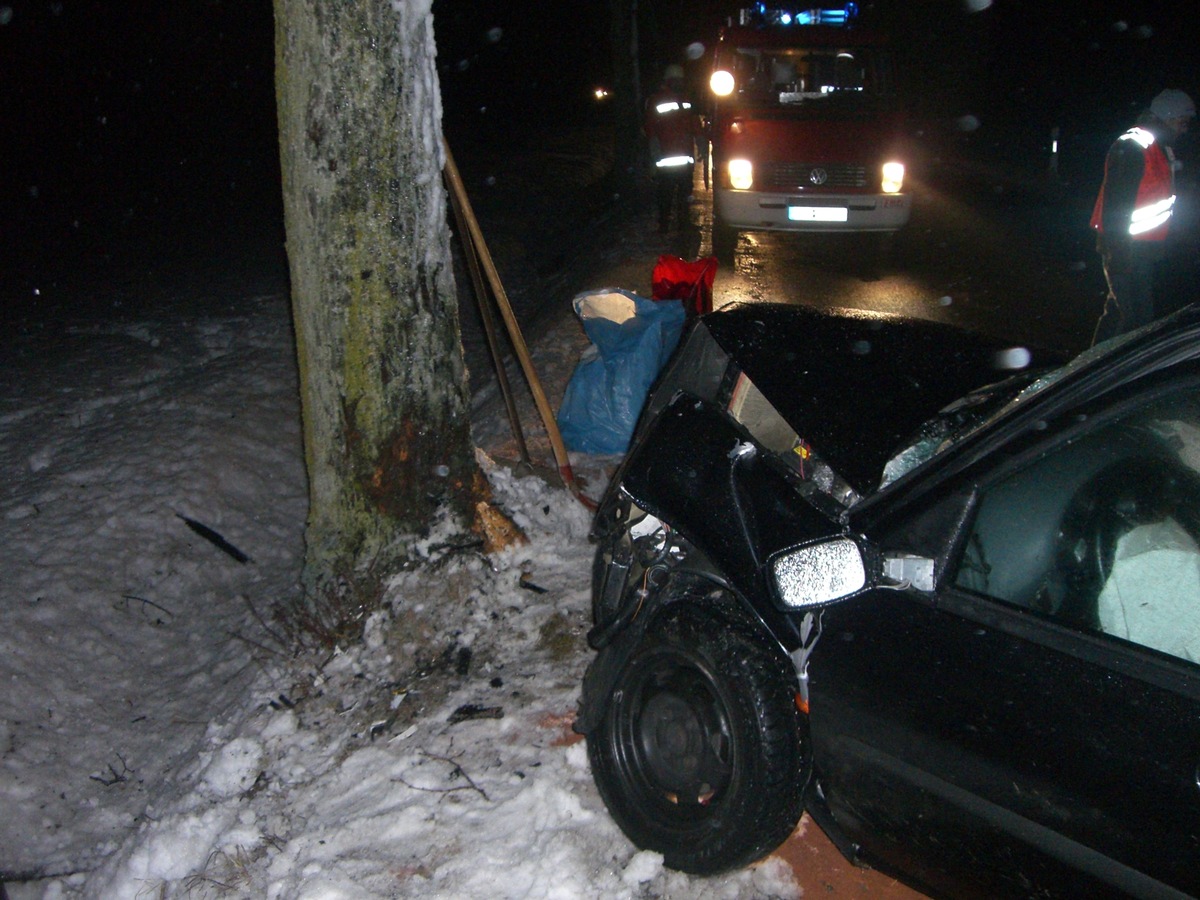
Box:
[766,163,869,191]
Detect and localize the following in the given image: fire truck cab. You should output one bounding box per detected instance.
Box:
[707,3,910,262]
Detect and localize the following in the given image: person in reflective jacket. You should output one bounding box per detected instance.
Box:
[1090,89,1195,345]
[644,65,700,232]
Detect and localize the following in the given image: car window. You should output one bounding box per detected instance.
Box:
[726,46,892,108]
[954,390,1200,664]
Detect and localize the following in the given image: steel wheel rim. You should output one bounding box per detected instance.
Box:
[613,647,736,816]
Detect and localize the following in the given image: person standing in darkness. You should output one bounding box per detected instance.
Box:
[1090,89,1195,344]
[645,65,700,232]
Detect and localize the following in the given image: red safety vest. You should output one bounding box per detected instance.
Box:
[1090,127,1175,241]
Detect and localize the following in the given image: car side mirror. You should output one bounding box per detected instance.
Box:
[769,537,878,609]
[769,537,937,610]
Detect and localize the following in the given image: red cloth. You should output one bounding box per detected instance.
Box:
[651,255,717,316]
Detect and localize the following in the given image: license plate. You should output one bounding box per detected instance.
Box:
[788,206,848,222]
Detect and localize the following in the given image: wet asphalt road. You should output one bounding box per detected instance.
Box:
[674,171,1111,356]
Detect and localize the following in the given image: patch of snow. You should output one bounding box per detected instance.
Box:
[2,285,798,898]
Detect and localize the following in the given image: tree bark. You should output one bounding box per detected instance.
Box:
[274,0,478,596]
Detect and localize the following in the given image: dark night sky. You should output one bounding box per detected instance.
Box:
[1,0,1196,298]
[1,0,281,298]
[2,1,275,189]
[2,0,1196,182]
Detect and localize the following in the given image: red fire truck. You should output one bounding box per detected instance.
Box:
[706,4,911,263]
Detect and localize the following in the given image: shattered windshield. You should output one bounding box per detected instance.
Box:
[880,335,1142,487]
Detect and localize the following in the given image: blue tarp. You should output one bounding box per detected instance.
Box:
[557,289,686,455]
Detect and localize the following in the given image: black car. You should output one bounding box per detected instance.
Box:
[577,302,1200,899]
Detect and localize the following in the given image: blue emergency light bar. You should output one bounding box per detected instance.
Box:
[740,3,859,27]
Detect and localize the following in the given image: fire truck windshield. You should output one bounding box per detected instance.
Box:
[713,46,892,109]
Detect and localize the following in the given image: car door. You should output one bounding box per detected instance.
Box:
[808,376,1200,899]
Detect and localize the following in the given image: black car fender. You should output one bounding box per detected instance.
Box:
[576,395,838,734]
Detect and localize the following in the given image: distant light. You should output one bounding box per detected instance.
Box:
[593,87,610,101]
[881,161,904,194]
[728,158,753,190]
[710,69,735,97]
[744,4,858,28]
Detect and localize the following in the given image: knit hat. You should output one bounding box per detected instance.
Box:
[1151,89,1196,121]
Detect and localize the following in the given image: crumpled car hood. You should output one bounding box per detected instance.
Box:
[703,303,1064,495]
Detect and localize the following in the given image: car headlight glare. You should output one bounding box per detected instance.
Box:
[728,158,753,190]
[881,161,905,194]
[710,69,735,97]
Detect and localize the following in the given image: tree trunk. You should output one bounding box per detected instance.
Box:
[274,0,478,596]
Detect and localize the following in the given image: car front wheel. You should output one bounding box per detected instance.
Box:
[712,219,738,265]
[587,601,808,874]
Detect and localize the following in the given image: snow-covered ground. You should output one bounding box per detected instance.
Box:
[1,211,808,897]
[1,293,308,882]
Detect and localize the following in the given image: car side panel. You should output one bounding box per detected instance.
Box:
[808,587,1200,899]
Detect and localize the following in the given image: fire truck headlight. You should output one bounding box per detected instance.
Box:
[710,69,735,97]
[881,161,905,194]
[728,159,754,190]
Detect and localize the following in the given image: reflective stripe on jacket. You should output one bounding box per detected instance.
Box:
[644,90,696,166]
[1090,127,1175,241]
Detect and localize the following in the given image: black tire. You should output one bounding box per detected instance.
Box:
[857,232,894,281]
[874,231,895,268]
[712,219,737,265]
[587,602,807,874]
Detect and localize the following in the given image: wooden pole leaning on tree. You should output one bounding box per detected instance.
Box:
[444,148,531,468]
[442,141,581,497]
